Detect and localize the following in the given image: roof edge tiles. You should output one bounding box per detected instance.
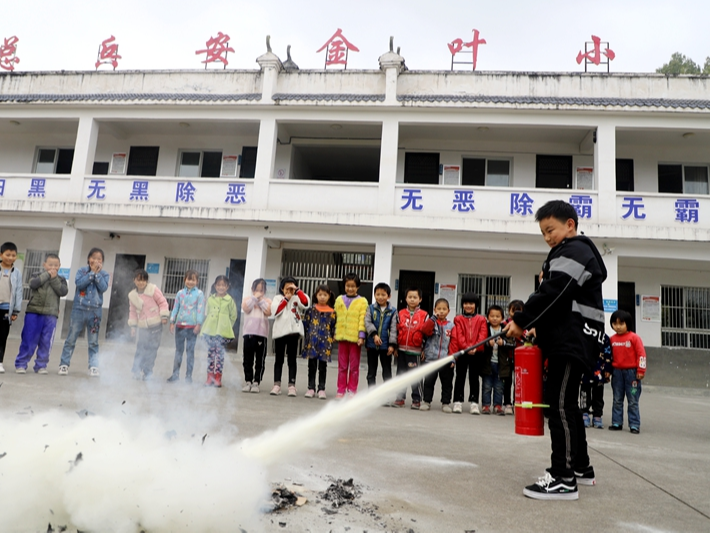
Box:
[397,94,710,109]
[272,93,386,102]
[0,93,262,103]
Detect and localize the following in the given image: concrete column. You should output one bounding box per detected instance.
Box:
[242,234,268,297]
[373,239,394,298]
[378,118,399,213]
[57,225,84,333]
[256,48,283,103]
[601,250,618,336]
[70,117,99,201]
[594,124,616,223]
[252,118,277,210]
[378,41,405,106]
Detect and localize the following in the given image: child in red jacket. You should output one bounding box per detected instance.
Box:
[449,293,488,414]
[393,287,428,409]
[609,310,646,434]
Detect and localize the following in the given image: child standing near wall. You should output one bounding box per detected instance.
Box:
[201,275,238,388]
[0,242,23,374]
[270,276,310,396]
[580,333,612,429]
[128,269,170,380]
[14,253,67,374]
[58,247,109,377]
[481,305,514,415]
[241,278,272,393]
[394,287,429,409]
[449,293,488,414]
[420,298,454,412]
[302,284,336,399]
[609,310,646,434]
[334,273,368,398]
[502,299,525,414]
[364,282,398,387]
[168,269,205,384]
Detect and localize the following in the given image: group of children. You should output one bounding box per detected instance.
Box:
[0,241,648,432]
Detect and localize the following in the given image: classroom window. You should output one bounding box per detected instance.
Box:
[457,274,511,315]
[178,151,223,178]
[658,164,709,195]
[162,258,210,308]
[126,146,160,176]
[22,249,58,300]
[34,148,74,174]
[461,158,511,187]
[404,152,440,185]
[616,159,634,192]
[536,155,573,189]
[239,146,258,178]
[661,285,710,349]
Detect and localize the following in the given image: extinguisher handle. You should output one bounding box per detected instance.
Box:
[452,330,507,360]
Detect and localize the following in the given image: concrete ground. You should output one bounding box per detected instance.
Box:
[1,338,709,533]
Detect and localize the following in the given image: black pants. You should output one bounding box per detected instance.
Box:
[274,334,299,385]
[307,358,327,391]
[422,360,454,404]
[546,357,589,478]
[243,334,267,384]
[0,310,10,364]
[366,348,392,386]
[453,354,483,403]
[395,352,422,402]
[503,375,513,406]
[579,382,605,418]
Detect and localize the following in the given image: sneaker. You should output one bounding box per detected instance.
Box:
[250,382,259,393]
[411,402,421,410]
[241,382,252,393]
[452,402,463,414]
[574,465,596,486]
[523,473,578,501]
[58,365,69,376]
[583,413,591,428]
[318,390,327,400]
[287,385,297,397]
[608,424,622,431]
[346,391,355,399]
[392,399,405,408]
[630,427,640,434]
[15,367,26,374]
[593,417,603,429]
[0,362,5,373]
[504,405,514,415]
[470,403,480,415]
[481,405,491,415]
[495,405,505,416]
[167,375,179,383]
[37,368,49,375]
[442,404,453,414]
[305,389,315,398]
[419,402,431,411]
[336,393,345,400]
[270,384,282,396]
[89,367,100,377]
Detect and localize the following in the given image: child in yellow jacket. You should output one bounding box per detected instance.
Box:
[334,272,368,397]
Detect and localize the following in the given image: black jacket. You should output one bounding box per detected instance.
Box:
[513,235,606,369]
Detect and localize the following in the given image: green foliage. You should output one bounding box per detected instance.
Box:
[656,52,710,75]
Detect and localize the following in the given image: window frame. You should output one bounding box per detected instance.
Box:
[460,155,513,187]
[162,257,211,309]
[33,147,75,174]
[657,162,710,195]
[456,273,511,316]
[176,149,224,178]
[661,285,710,349]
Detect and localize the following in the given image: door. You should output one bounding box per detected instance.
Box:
[227,259,246,350]
[618,281,636,331]
[106,254,146,340]
[397,270,436,315]
[127,146,160,176]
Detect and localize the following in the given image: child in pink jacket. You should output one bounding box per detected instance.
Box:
[128,269,169,380]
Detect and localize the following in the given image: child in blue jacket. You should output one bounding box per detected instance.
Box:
[364,282,398,387]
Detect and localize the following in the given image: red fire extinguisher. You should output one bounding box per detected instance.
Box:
[514,343,546,436]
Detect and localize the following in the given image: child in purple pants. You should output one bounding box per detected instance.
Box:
[14,254,68,373]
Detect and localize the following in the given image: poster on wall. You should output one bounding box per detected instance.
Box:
[443,165,460,186]
[220,155,238,177]
[439,283,457,320]
[264,279,278,302]
[109,153,127,175]
[576,167,594,190]
[641,295,661,322]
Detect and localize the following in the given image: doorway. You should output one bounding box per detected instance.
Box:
[618,281,636,331]
[106,254,146,340]
[227,259,246,350]
[397,270,436,315]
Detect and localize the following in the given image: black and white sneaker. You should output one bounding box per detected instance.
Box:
[574,465,596,486]
[523,473,579,500]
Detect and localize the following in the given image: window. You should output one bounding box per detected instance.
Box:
[536,155,572,189]
[457,274,511,315]
[34,148,74,174]
[92,162,109,175]
[239,146,258,178]
[22,249,58,300]
[178,151,223,178]
[162,258,210,308]
[127,146,160,176]
[404,152,439,185]
[661,286,710,349]
[616,159,634,192]
[658,164,709,194]
[461,158,510,187]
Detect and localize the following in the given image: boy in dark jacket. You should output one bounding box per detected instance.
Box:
[14,253,68,373]
[580,333,612,429]
[393,287,428,409]
[506,200,606,501]
[364,282,398,386]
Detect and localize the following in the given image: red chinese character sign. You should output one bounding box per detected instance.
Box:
[95,36,121,70]
[576,35,615,72]
[195,32,235,69]
[448,29,486,71]
[0,36,20,72]
[317,28,359,69]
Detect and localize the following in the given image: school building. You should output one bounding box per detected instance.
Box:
[1,46,709,381]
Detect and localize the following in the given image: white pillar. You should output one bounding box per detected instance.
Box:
[253,118,277,210]
[70,116,99,201]
[594,124,616,223]
[242,234,268,300]
[58,225,84,300]
[378,118,399,213]
[373,239,394,299]
[601,251,618,337]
